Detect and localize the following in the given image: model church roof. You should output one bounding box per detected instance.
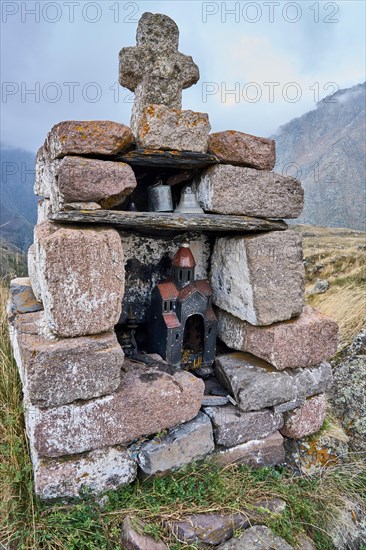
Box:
[172,242,196,269]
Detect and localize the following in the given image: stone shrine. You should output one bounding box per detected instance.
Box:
[8,12,339,501]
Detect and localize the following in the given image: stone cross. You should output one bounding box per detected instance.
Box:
[119,12,200,134]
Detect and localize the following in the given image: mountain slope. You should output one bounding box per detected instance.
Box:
[273,82,366,231]
[0,147,38,251]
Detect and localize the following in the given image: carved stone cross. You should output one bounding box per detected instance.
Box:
[119,12,200,133]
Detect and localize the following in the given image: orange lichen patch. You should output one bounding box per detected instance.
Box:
[139,105,209,140]
[49,121,134,158]
[17,290,39,308]
[294,430,347,473]
[305,439,338,467]
[207,130,275,170]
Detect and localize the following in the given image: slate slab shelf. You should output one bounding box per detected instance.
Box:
[116,148,219,170]
[52,210,287,234]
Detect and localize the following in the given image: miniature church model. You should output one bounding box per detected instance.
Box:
[149,242,218,368]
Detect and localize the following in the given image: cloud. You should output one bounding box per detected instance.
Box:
[1,0,365,152]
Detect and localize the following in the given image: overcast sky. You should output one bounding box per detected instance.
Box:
[1,0,365,153]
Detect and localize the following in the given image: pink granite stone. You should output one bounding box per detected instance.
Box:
[280,394,327,439]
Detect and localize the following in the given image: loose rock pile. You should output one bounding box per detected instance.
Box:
[8,12,339,502]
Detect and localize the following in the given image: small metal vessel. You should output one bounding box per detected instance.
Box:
[147,180,173,212]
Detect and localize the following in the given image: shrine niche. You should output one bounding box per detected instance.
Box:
[148,242,217,368]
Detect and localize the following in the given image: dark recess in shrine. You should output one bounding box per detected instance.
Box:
[116,241,218,371]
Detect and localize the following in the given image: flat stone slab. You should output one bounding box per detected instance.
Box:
[117,148,218,169]
[208,130,276,170]
[214,353,333,412]
[195,164,304,218]
[211,231,304,325]
[280,394,327,439]
[217,306,339,370]
[27,362,204,457]
[203,405,283,447]
[169,499,286,547]
[9,277,42,314]
[10,310,123,408]
[121,517,169,550]
[55,156,137,209]
[62,202,101,211]
[217,525,293,550]
[136,105,210,152]
[214,431,285,467]
[201,395,230,407]
[34,222,125,337]
[33,445,136,500]
[45,120,134,159]
[137,412,214,475]
[51,210,288,235]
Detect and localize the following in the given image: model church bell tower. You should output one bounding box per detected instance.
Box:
[149,242,218,368]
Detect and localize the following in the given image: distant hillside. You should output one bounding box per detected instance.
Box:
[273,82,366,231]
[0,239,28,280]
[0,146,38,252]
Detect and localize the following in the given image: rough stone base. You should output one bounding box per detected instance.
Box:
[121,517,169,550]
[10,310,123,408]
[27,362,204,457]
[284,429,349,475]
[203,405,283,447]
[196,164,303,218]
[215,353,333,412]
[33,446,136,500]
[208,130,276,170]
[214,431,285,467]
[217,306,339,370]
[136,104,210,152]
[210,231,305,325]
[137,412,214,475]
[280,394,327,439]
[329,330,366,451]
[34,223,125,337]
[218,525,293,550]
[169,499,286,547]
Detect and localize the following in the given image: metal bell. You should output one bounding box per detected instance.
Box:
[174,186,204,214]
[147,180,173,212]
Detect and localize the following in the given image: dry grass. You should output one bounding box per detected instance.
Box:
[294,225,366,346]
[307,285,366,345]
[0,285,37,547]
